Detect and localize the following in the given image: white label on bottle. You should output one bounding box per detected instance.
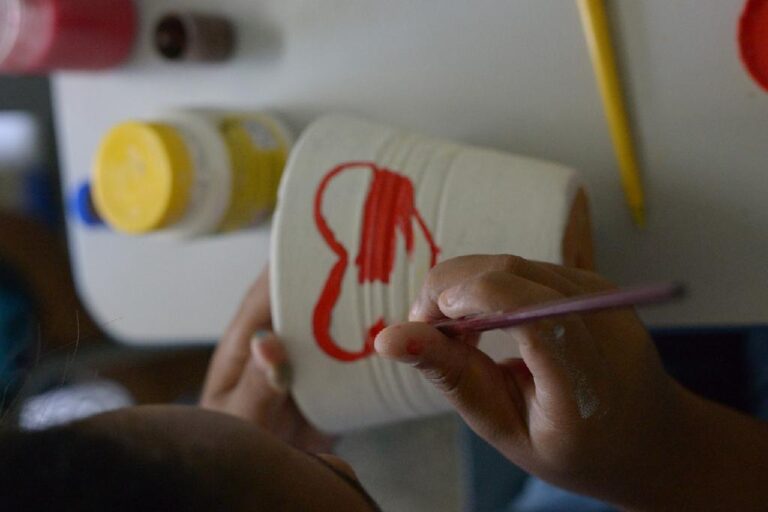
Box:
[242,120,279,151]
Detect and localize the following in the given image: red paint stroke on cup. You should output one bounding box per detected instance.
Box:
[313,162,441,362]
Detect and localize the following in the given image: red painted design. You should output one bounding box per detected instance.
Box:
[313,162,441,362]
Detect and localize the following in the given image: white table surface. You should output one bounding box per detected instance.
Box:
[55,0,768,345]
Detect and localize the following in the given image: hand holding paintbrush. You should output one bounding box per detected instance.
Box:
[432,281,684,337]
[374,255,701,507]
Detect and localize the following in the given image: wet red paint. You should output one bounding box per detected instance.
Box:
[313,162,441,362]
[405,340,423,357]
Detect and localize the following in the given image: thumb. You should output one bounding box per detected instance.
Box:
[375,322,527,446]
[250,333,292,393]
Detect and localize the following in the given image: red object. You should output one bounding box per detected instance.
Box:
[313,162,441,363]
[0,0,136,74]
[405,340,423,357]
[739,0,768,91]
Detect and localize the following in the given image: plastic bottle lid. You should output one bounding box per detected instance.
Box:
[739,0,768,91]
[92,122,193,234]
[0,1,23,68]
[70,182,103,227]
[154,12,235,62]
[0,0,48,72]
[0,0,136,73]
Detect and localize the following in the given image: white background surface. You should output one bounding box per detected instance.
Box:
[56,0,768,345]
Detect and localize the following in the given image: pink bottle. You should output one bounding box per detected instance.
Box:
[0,0,136,73]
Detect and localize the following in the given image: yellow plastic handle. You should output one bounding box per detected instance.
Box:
[577,0,646,227]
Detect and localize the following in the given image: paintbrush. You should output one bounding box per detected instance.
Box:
[432,282,685,337]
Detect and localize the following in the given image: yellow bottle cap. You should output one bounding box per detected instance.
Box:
[92,122,194,234]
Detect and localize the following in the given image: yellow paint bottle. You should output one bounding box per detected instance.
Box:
[92,110,291,236]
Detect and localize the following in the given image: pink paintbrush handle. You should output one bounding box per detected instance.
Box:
[431,282,685,337]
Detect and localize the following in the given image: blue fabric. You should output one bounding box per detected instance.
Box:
[461,422,612,512]
[23,166,60,229]
[509,478,612,512]
[746,328,768,420]
[461,424,528,512]
[0,265,35,410]
[463,327,768,512]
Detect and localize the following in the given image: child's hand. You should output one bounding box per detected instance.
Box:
[200,268,334,453]
[375,255,687,504]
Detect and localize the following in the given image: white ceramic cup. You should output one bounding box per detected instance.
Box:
[272,115,583,432]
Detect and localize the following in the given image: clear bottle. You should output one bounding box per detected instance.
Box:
[92,110,292,237]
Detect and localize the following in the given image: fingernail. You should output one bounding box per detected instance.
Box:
[250,337,267,369]
[267,362,292,393]
[408,301,422,321]
[250,330,273,366]
[439,286,460,309]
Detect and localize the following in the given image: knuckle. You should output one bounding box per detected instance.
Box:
[590,274,617,291]
[423,265,441,290]
[467,271,510,308]
[425,255,480,286]
[498,254,526,274]
[571,266,617,291]
[450,254,483,267]
[416,360,466,396]
[423,259,453,291]
[199,390,220,408]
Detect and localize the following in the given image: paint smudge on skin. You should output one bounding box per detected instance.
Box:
[540,323,601,419]
[406,339,423,356]
[572,371,601,420]
[313,162,440,362]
